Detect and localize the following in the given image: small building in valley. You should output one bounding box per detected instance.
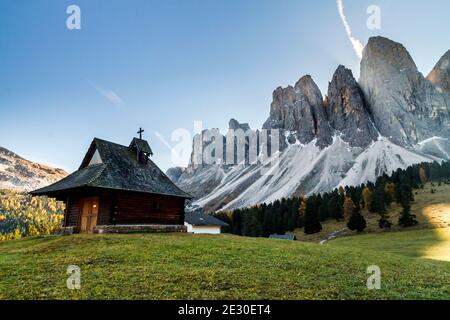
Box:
[30,132,191,234]
[184,212,228,234]
[269,234,297,241]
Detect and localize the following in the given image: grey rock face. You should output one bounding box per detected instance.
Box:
[326,65,378,148]
[189,128,226,168]
[427,50,450,94]
[360,36,450,146]
[296,76,333,148]
[263,75,332,148]
[167,164,225,199]
[165,167,185,183]
[173,119,256,199]
[229,118,250,131]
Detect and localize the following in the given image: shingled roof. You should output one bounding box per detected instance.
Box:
[269,234,297,241]
[184,212,229,227]
[30,138,191,199]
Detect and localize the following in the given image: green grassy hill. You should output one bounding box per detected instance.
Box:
[0,231,449,300]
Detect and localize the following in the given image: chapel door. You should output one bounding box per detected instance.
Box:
[80,197,99,233]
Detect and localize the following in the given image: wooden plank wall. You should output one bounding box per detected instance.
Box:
[65,197,80,227]
[98,195,111,225]
[64,191,185,228]
[115,193,184,225]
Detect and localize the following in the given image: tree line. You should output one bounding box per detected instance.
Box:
[0,190,64,241]
[214,161,450,237]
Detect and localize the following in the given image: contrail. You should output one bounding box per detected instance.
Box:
[336,0,364,59]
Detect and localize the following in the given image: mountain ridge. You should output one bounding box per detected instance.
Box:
[0,146,67,191]
[168,36,450,212]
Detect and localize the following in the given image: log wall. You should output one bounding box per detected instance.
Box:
[115,193,185,225]
[63,189,185,230]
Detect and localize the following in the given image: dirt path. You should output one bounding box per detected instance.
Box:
[319,228,348,245]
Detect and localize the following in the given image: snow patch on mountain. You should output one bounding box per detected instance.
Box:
[193,136,353,211]
[338,137,435,188]
[415,136,450,160]
[190,136,441,212]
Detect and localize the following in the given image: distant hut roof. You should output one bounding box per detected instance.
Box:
[184,212,229,227]
[30,138,191,199]
[269,234,297,241]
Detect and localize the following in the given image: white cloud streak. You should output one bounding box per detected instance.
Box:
[336,0,364,59]
[91,83,124,106]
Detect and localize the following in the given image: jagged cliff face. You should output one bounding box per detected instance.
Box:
[427,50,450,94]
[326,65,378,148]
[360,36,450,146]
[262,67,380,150]
[166,119,253,199]
[263,75,332,148]
[0,147,67,191]
[168,36,450,212]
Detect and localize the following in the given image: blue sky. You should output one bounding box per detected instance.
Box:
[1,0,450,172]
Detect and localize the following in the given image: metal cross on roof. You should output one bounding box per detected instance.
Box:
[137,127,144,140]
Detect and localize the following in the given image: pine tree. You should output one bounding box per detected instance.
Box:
[287,213,296,231]
[318,201,329,222]
[273,202,283,234]
[384,183,395,206]
[263,204,274,236]
[378,214,392,229]
[328,192,343,221]
[398,204,418,228]
[286,200,297,231]
[371,184,386,214]
[303,197,322,234]
[347,206,367,232]
[241,208,263,237]
[231,209,242,235]
[397,182,414,206]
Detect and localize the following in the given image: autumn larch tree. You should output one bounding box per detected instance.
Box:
[343,196,356,222]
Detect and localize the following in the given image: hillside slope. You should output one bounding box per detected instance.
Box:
[0,233,448,299]
[294,183,450,245]
[0,147,67,191]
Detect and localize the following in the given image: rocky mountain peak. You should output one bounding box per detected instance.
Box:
[294,75,323,108]
[263,75,332,148]
[229,118,251,131]
[326,65,378,148]
[427,50,450,94]
[331,65,357,84]
[363,36,418,74]
[360,36,450,146]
